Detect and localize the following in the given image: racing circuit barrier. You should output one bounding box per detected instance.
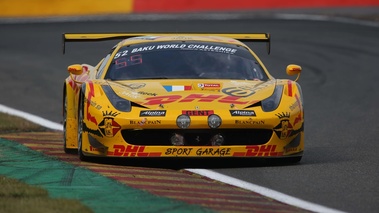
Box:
[1,0,379,18]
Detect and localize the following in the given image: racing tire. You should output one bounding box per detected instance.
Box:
[63,93,76,154]
[77,92,90,161]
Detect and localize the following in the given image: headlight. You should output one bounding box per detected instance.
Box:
[176,115,191,129]
[102,85,131,112]
[208,114,222,129]
[261,85,283,112]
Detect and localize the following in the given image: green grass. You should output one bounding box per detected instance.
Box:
[0,113,93,213]
[0,113,48,133]
[0,176,93,213]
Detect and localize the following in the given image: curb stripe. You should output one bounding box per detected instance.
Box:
[1,132,311,213]
[120,183,245,193]
[0,137,210,213]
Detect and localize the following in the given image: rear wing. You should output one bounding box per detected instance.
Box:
[62,33,271,54]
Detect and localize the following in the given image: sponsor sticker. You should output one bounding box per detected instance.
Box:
[235,119,265,125]
[110,145,162,157]
[130,119,162,125]
[182,110,214,116]
[143,94,249,105]
[125,83,146,89]
[98,117,121,137]
[233,145,283,157]
[229,110,256,116]
[198,83,221,90]
[139,110,166,117]
[165,147,231,156]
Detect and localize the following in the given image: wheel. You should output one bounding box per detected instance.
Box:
[77,93,89,161]
[63,93,76,154]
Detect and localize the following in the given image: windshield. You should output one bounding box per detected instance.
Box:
[105,41,268,81]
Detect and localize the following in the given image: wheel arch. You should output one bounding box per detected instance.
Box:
[63,80,81,150]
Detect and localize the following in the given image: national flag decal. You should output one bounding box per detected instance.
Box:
[163,85,192,92]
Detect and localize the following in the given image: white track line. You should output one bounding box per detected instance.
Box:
[186,169,346,213]
[0,104,346,213]
[0,104,63,131]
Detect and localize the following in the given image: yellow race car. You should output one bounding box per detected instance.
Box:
[62,33,304,163]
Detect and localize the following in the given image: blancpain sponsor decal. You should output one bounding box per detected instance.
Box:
[139,110,166,117]
[229,110,256,116]
[130,119,162,125]
[235,119,265,125]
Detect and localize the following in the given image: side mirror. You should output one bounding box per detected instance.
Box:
[68,64,83,75]
[286,64,302,81]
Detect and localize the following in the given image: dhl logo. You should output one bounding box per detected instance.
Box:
[143,94,255,105]
[233,145,283,157]
[108,145,162,157]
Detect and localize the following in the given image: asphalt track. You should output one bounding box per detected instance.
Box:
[0,13,379,213]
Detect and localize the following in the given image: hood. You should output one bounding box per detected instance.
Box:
[106,79,276,109]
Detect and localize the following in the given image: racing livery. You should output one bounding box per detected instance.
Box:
[62,33,304,163]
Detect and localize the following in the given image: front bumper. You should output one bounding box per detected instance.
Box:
[81,125,304,158]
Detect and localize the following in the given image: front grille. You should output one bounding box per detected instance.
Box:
[121,129,273,146]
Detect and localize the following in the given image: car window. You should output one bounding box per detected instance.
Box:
[96,50,113,79]
[105,41,268,81]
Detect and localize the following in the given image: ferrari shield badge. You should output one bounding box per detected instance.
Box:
[98,117,121,137]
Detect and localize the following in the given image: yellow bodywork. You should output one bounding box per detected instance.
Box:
[63,33,304,159]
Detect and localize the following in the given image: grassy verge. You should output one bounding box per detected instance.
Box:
[0,112,93,213]
[0,113,48,133]
[0,176,92,213]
